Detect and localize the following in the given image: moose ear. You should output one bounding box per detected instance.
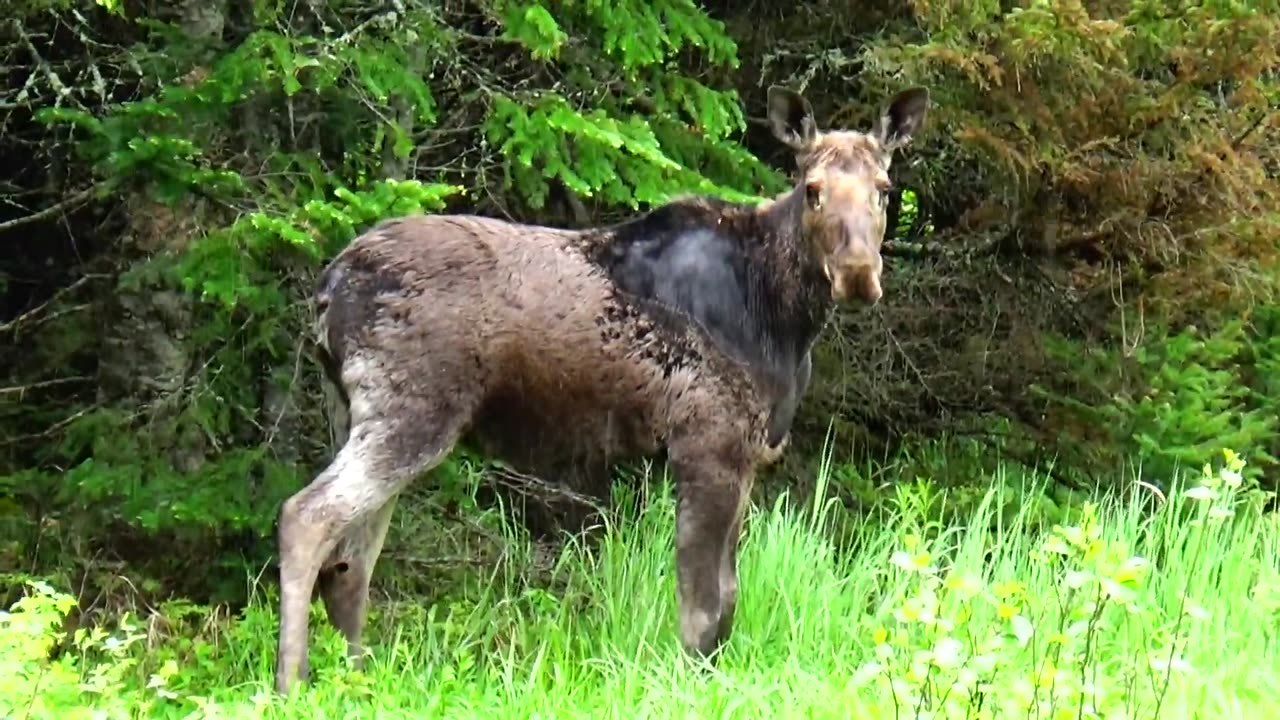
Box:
[767,86,818,152]
[874,87,930,151]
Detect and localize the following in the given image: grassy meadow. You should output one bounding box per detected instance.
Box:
[5,447,1280,719]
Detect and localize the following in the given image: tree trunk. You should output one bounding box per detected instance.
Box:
[95,0,229,473]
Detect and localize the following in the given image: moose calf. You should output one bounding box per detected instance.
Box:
[273,84,929,694]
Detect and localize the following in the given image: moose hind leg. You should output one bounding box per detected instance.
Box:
[317,494,398,669]
[274,414,465,695]
[670,442,750,662]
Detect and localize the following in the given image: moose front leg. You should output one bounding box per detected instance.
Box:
[763,352,812,455]
[669,438,753,661]
[716,493,749,646]
[674,483,739,659]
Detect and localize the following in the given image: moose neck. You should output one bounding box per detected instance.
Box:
[748,180,835,356]
[581,183,838,390]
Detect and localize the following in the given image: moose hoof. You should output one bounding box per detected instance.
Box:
[680,606,726,664]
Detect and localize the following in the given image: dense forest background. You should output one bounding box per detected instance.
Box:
[2,0,1278,614]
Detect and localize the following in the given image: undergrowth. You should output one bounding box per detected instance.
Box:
[4,447,1278,719]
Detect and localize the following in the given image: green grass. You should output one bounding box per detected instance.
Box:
[5,450,1280,719]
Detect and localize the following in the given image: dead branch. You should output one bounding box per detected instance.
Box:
[485,465,608,513]
[12,18,72,103]
[0,403,101,446]
[0,184,101,235]
[0,274,102,334]
[0,376,93,399]
[882,229,1003,262]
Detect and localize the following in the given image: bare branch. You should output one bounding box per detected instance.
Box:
[0,184,101,235]
[882,230,1003,261]
[0,274,102,334]
[486,465,608,513]
[0,376,93,399]
[12,18,72,104]
[0,403,101,446]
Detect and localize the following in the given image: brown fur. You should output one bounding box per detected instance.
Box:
[272,85,930,694]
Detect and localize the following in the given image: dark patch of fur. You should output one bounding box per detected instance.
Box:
[585,192,833,446]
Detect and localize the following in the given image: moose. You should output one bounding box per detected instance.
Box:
[273,84,929,694]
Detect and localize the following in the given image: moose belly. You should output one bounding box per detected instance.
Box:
[468,382,663,474]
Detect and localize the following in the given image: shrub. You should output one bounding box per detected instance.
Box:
[861,448,1271,718]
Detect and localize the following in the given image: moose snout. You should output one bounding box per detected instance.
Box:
[823,259,882,305]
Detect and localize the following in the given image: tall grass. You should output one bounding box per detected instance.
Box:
[4,449,1279,718]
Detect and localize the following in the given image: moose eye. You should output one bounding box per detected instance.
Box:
[804,181,823,208]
